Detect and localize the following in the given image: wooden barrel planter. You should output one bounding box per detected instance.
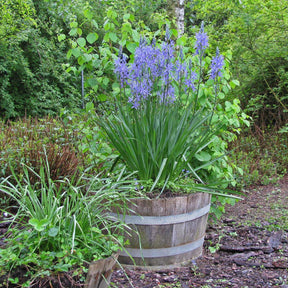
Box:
[111,192,211,267]
[85,253,119,288]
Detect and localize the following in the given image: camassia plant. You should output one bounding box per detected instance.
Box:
[99,25,239,197]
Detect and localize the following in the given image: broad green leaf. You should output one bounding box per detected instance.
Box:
[103,77,109,86]
[77,55,85,65]
[107,9,117,19]
[176,36,187,46]
[122,22,132,33]
[77,37,86,48]
[104,22,111,31]
[171,29,178,38]
[232,79,240,86]
[119,39,127,47]
[109,32,118,43]
[195,151,212,162]
[91,85,99,92]
[103,33,110,42]
[223,86,229,94]
[223,71,230,80]
[129,14,135,21]
[67,49,72,59]
[69,28,78,36]
[87,78,98,87]
[85,102,94,112]
[84,53,93,62]
[56,251,65,258]
[58,34,66,42]
[77,28,83,36]
[70,21,78,28]
[48,227,59,237]
[127,42,137,54]
[98,94,107,101]
[71,40,77,48]
[71,48,80,58]
[87,33,98,44]
[84,9,93,20]
[132,30,140,43]
[53,263,71,272]
[218,92,225,99]
[123,14,130,21]
[66,66,77,74]
[29,218,49,231]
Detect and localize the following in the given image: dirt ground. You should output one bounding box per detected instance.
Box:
[110,176,288,288]
[1,176,287,287]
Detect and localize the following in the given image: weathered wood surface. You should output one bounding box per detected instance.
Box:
[85,253,118,288]
[116,193,211,267]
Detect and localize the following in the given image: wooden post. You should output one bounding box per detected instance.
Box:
[85,253,119,288]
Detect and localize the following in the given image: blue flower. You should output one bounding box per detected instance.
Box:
[114,29,215,109]
[184,71,197,92]
[175,60,187,82]
[114,49,129,88]
[195,22,209,55]
[115,38,180,108]
[210,47,224,80]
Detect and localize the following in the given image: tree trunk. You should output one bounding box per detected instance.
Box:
[175,0,185,36]
[167,0,185,36]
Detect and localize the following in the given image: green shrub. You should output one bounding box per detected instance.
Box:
[189,0,288,131]
[0,0,80,119]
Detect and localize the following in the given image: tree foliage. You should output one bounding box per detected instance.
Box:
[0,0,168,119]
[190,0,288,129]
[0,0,83,118]
[1,0,287,131]
[0,0,36,39]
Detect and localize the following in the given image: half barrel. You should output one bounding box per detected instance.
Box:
[112,192,211,267]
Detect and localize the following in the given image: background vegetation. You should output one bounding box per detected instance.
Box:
[0,0,287,186]
[0,1,287,285]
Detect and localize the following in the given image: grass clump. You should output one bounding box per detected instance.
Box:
[0,161,134,287]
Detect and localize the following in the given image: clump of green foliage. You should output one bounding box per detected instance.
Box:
[0,9,79,118]
[0,162,133,287]
[60,105,121,175]
[185,0,288,188]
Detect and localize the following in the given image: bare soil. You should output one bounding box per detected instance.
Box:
[1,176,288,287]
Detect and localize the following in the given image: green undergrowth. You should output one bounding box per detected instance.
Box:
[0,116,288,286]
[0,161,134,287]
[229,130,288,188]
[265,188,288,231]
